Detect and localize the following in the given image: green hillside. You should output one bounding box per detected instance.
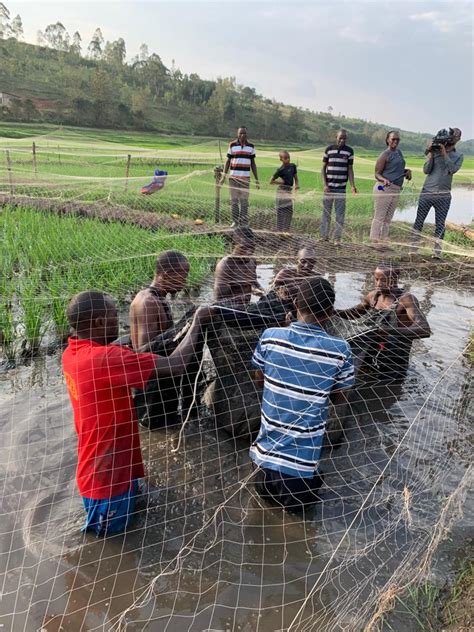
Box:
[0,35,472,154]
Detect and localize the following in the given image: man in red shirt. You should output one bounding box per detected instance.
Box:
[62,290,212,536]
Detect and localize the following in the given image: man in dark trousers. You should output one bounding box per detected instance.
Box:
[219,126,260,227]
[321,129,357,245]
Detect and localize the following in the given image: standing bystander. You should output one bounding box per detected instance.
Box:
[320,129,357,245]
[219,126,260,227]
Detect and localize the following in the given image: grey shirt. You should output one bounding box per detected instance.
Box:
[380,148,406,187]
[421,149,464,193]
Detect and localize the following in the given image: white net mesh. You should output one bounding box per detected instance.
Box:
[0,130,472,631]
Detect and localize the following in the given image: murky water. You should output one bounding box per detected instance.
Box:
[393,186,473,225]
[0,271,472,631]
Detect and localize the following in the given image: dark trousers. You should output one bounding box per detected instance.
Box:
[276,189,293,231]
[254,467,323,514]
[229,178,250,225]
[412,193,451,256]
[321,191,346,240]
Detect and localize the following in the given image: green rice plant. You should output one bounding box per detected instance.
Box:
[0,278,17,361]
[19,273,46,355]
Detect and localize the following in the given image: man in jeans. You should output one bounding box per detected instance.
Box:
[411,128,464,259]
[219,126,260,227]
[320,129,357,245]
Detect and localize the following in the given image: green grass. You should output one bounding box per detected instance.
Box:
[383,558,474,632]
[0,125,472,226]
[0,205,225,359]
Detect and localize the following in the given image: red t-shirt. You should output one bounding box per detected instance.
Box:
[62,337,157,499]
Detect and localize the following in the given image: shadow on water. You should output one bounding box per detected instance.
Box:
[0,270,472,631]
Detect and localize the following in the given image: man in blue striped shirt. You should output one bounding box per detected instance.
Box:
[250,277,354,514]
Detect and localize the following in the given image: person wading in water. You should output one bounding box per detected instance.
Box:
[336,265,431,382]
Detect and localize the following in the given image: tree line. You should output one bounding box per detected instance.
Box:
[0,3,471,153]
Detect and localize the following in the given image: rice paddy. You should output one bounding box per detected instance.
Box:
[0,205,225,359]
[1,124,472,224]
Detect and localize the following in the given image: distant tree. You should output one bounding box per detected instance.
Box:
[10,14,23,40]
[36,30,45,45]
[132,86,152,119]
[0,2,11,38]
[87,28,104,60]
[327,105,333,114]
[139,43,149,61]
[44,22,70,51]
[70,31,82,55]
[103,37,126,67]
[90,68,116,125]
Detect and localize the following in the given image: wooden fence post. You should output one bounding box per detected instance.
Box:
[214,166,223,223]
[5,150,13,194]
[124,154,131,192]
[32,142,37,176]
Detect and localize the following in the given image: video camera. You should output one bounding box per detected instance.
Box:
[426,128,455,154]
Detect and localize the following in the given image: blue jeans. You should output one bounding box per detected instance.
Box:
[81,479,139,537]
[412,193,451,255]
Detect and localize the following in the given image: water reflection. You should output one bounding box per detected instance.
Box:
[394,186,473,225]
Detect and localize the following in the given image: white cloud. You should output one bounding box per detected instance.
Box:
[410,11,455,33]
[339,25,380,45]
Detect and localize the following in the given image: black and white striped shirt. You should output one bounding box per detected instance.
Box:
[323,144,354,190]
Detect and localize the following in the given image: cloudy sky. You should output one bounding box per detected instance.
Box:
[7,0,474,137]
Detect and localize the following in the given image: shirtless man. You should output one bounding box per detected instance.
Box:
[337,264,431,381]
[129,250,191,430]
[272,246,318,298]
[130,250,190,351]
[214,227,264,305]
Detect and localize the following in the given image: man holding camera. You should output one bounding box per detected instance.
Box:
[411,128,464,259]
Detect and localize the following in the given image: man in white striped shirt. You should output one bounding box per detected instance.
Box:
[250,277,354,514]
[219,126,260,227]
[320,129,357,245]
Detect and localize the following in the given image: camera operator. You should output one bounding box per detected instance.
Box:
[411,128,464,259]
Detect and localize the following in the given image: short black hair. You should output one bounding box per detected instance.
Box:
[376,263,400,277]
[232,226,255,245]
[296,277,335,317]
[66,291,114,331]
[155,250,189,275]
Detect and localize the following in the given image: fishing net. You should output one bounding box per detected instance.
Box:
[0,130,472,631]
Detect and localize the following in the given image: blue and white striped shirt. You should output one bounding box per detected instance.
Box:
[249,322,354,478]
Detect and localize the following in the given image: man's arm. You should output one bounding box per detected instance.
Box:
[423,143,434,174]
[441,146,464,175]
[336,294,372,320]
[348,163,357,193]
[153,306,213,377]
[250,157,260,189]
[219,157,231,185]
[294,173,299,190]
[382,294,431,340]
[132,296,168,352]
[321,150,329,192]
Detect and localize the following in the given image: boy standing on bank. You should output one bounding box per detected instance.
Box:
[250,277,354,514]
[270,150,299,232]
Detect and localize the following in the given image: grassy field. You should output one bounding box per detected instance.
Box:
[0,123,472,225]
[0,205,225,359]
